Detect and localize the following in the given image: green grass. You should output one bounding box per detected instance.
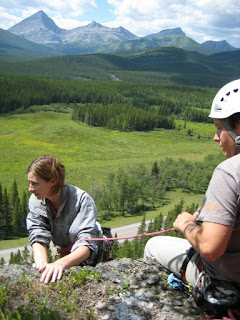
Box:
[102,190,204,228]
[0,108,219,249]
[0,237,29,250]
[0,108,217,194]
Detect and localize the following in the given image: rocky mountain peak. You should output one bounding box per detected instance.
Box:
[145,27,186,38]
[201,40,237,52]
[159,27,186,37]
[87,21,105,29]
[7,11,138,44]
[8,10,61,34]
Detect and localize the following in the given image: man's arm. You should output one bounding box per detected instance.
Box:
[173,211,233,261]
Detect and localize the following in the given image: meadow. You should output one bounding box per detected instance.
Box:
[0,105,221,251]
[0,106,217,193]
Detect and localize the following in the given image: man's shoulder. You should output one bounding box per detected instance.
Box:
[216,154,240,178]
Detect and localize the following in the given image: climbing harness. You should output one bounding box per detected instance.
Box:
[166,246,240,320]
[168,272,240,320]
[179,246,196,282]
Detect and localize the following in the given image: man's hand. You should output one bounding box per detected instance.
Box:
[173,211,199,233]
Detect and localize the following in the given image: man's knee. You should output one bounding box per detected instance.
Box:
[144,236,163,258]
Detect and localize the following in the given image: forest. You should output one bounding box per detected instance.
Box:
[0,73,221,243]
[72,103,175,131]
[0,75,214,127]
[0,180,28,240]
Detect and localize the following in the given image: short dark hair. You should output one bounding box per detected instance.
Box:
[227,112,240,129]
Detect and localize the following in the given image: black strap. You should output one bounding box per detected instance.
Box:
[179,247,196,281]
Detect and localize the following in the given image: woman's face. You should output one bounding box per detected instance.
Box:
[27,171,55,199]
[213,119,240,158]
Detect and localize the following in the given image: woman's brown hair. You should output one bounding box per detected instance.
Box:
[27,155,65,195]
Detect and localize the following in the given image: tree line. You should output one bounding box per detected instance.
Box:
[72,103,175,131]
[91,152,224,220]
[0,180,28,240]
[111,199,199,260]
[0,75,216,126]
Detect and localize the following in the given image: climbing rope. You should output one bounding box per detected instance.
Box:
[81,227,175,241]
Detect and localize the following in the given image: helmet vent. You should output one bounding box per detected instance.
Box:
[221,97,224,101]
[226,92,230,96]
[234,89,239,93]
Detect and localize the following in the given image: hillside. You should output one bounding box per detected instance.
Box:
[201,40,237,52]
[0,47,239,86]
[0,28,62,62]
[106,35,210,55]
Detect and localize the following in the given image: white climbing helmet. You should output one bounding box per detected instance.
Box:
[209,79,240,119]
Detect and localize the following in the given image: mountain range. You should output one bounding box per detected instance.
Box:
[0,46,239,88]
[0,27,61,62]
[0,10,239,88]
[4,10,238,60]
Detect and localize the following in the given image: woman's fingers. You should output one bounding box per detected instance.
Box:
[32,261,47,271]
[40,263,63,284]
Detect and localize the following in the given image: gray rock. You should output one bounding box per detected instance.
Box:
[0,258,207,319]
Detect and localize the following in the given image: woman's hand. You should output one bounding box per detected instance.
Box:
[39,261,65,284]
[32,245,91,284]
[32,261,47,272]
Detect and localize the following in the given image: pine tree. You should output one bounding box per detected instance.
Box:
[110,233,119,258]
[11,179,19,209]
[20,191,29,235]
[12,197,21,236]
[2,188,12,240]
[138,215,146,235]
[118,174,129,216]
[151,161,159,178]
[165,199,185,238]
[0,183,4,239]
[153,213,164,231]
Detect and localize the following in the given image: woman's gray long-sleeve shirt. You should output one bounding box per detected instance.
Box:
[26,184,100,258]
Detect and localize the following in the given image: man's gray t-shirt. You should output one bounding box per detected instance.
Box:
[197,154,240,282]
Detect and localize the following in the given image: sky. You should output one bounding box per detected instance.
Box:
[0,0,240,48]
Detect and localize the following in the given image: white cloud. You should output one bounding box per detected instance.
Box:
[105,0,240,47]
[54,17,89,29]
[0,0,97,29]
